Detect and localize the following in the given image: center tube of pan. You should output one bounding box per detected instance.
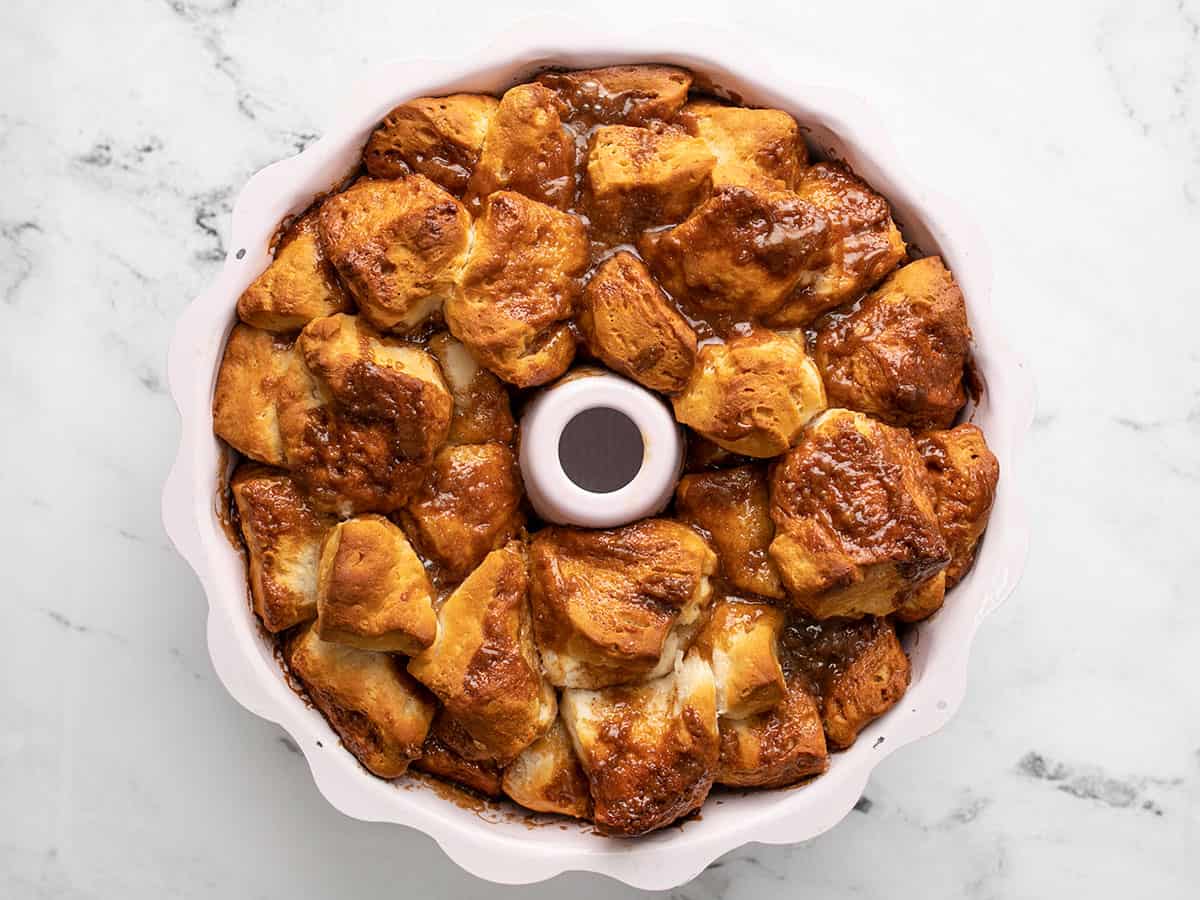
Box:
[518,371,684,528]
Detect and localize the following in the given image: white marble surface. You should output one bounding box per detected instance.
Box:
[2,0,1198,896]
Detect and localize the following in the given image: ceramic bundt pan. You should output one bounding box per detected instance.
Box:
[162,20,1034,889]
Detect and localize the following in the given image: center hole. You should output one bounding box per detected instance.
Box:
[558,407,644,494]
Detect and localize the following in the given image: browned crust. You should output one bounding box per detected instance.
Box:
[537,65,692,127]
[413,714,505,797]
[397,442,524,582]
[716,675,828,788]
[893,569,947,623]
[315,515,437,653]
[501,718,592,819]
[285,624,437,777]
[446,191,588,388]
[212,325,295,466]
[638,186,829,319]
[529,520,716,688]
[768,410,949,618]
[407,543,554,765]
[671,328,826,459]
[283,314,452,514]
[675,99,807,192]
[363,94,499,195]
[916,423,1000,587]
[316,176,470,333]
[231,464,329,632]
[464,83,575,212]
[577,251,697,393]
[426,332,515,444]
[675,465,784,600]
[820,619,911,749]
[563,655,719,836]
[766,162,906,326]
[813,256,970,430]
[236,209,354,332]
[583,126,714,241]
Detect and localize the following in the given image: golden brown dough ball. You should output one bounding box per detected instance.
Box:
[315,515,437,654]
[446,191,588,387]
[363,93,499,195]
[893,569,947,623]
[916,423,1000,587]
[819,618,911,749]
[675,465,784,599]
[768,409,949,619]
[716,673,828,789]
[537,64,692,126]
[577,251,698,393]
[412,714,504,797]
[584,125,714,241]
[638,186,829,318]
[501,718,592,819]
[236,210,353,332]
[766,162,906,326]
[813,256,970,430]
[426,332,514,445]
[281,314,452,515]
[231,464,331,632]
[529,519,717,689]
[296,313,452,458]
[286,623,436,778]
[212,324,298,466]
[407,542,556,765]
[560,650,719,836]
[398,442,524,583]
[695,597,787,719]
[671,327,827,458]
[317,176,470,333]
[464,83,575,212]
[676,99,807,191]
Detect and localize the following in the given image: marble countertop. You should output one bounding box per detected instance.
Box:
[3,0,1197,896]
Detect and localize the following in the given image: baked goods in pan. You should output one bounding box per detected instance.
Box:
[315,514,437,654]
[231,465,331,632]
[638,186,829,318]
[577,251,698,392]
[445,190,588,387]
[676,99,806,191]
[675,465,784,600]
[500,718,592,819]
[236,209,353,332]
[212,63,998,836]
[285,623,436,778]
[768,408,949,619]
[406,542,556,765]
[671,327,827,457]
[363,93,498,195]
[317,176,470,333]
[560,650,719,835]
[529,519,717,689]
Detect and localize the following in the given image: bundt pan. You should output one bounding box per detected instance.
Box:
[161,20,1034,889]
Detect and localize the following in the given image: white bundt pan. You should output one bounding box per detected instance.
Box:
[162,20,1034,889]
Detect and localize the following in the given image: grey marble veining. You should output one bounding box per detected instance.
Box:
[2,0,1198,897]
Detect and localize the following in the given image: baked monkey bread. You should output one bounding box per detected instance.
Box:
[213,64,998,837]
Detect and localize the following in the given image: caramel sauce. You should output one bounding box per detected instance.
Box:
[213,441,245,552]
[779,615,881,700]
[403,771,503,816]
